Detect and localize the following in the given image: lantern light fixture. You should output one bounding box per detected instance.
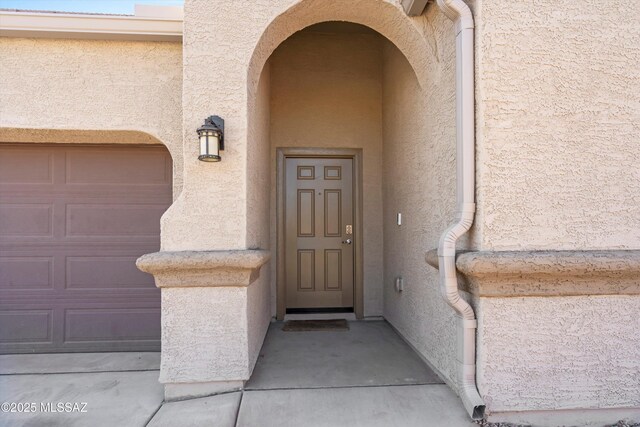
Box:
[197,115,224,162]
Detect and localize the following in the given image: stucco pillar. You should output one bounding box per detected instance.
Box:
[140,0,283,402]
[137,250,270,400]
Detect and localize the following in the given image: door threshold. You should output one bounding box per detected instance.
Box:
[283,312,356,321]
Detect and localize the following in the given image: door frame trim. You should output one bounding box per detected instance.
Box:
[276,147,364,320]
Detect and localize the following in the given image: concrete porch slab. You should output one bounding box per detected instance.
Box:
[237,384,474,427]
[147,392,241,427]
[246,321,443,390]
[0,370,163,426]
[0,352,160,375]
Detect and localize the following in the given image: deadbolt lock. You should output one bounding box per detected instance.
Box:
[346,224,353,235]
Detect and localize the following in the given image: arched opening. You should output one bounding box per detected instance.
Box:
[247,17,455,319]
[267,21,427,320]
[244,1,460,397]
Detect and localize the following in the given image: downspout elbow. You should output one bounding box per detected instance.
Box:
[438,205,475,257]
[436,0,474,33]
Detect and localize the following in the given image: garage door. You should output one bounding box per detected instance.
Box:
[0,144,172,353]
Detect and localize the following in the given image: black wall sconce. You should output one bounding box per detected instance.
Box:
[197,115,224,162]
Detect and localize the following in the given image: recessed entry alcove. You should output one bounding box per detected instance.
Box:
[245,20,455,322]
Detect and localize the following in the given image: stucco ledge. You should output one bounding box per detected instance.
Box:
[136,250,270,288]
[425,249,640,297]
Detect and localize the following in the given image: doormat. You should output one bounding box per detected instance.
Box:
[282,319,349,332]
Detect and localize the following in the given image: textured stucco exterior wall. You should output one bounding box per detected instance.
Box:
[246,66,272,371]
[268,30,385,316]
[163,0,284,251]
[472,1,640,417]
[474,0,640,250]
[168,0,439,252]
[246,64,272,250]
[380,4,460,387]
[476,295,640,413]
[160,287,249,383]
[246,271,270,373]
[0,37,183,195]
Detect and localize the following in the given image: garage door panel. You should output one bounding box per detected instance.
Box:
[66,256,155,290]
[66,150,170,185]
[64,308,160,343]
[66,204,165,236]
[0,150,53,184]
[0,310,53,344]
[0,204,53,236]
[0,257,54,290]
[0,292,160,305]
[1,239,161,249]
[1,190,169,201]
[0,144,170,353]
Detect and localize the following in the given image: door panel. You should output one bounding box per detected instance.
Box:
[285,157,354,309]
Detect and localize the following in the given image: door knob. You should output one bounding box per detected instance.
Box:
[342,239,352,245]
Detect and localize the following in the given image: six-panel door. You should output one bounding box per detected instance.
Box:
[285,157,354,310]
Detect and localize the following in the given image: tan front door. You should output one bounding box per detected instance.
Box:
[285,157,354,311]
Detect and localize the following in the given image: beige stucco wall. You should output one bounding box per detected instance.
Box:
[474,0,640,251]
[0,37,183,195]
[471,0,640,419]
[246,65,272,371]
[477,295,640,413]
[160,287,250,383]
[380,4,460,387]
[267,29,385,316]
[246,62,272,251]
[167,0,437,252]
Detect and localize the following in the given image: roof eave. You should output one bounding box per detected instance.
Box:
[0,10,183,42]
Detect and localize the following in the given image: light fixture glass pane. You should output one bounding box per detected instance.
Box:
[209,135,219,156]
[200,134,208,156]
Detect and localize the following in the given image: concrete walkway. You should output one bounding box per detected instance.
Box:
[246,320,443,390]
[0,321,474,427]
[0,352,163,427]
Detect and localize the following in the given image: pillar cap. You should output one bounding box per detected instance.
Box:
[137,250,270,288]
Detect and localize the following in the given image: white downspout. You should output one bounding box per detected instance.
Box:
[435,0,485,420]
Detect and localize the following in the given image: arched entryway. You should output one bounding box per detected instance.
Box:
[151,0,461,406]
[248,4,455,328]
[235,0,464,406]
[237,7,471,419]
[256,21,427,321]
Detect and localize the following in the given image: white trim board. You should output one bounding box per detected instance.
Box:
[0,7,183,41]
